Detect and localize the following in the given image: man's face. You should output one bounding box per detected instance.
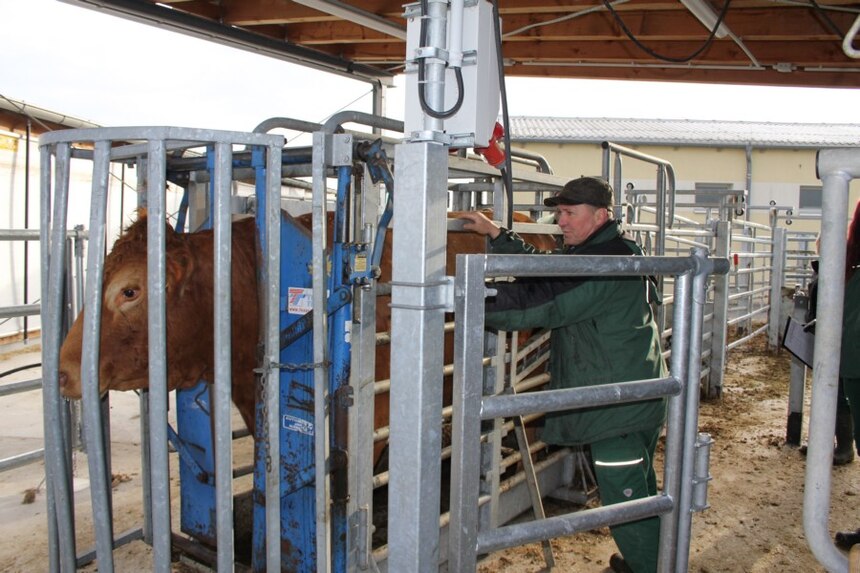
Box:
[556,204,608,246]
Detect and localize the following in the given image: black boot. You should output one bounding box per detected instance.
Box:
[835,528,860,550]
[834,409,855,466]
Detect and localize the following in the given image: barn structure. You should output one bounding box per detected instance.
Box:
[5,1,860,572]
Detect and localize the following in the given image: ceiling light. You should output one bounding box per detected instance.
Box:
[680,0,730,39]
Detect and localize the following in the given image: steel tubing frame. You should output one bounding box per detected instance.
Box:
[803,148,860,573]
[449,248,727,572]
[39,127,284,572]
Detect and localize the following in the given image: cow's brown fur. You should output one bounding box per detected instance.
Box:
[58,212,260,430]
[58,210,556,454]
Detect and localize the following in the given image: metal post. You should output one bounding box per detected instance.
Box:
[768,227,787,350]
[40,141,77,572]
[803,148,860,573]
[347,169,380,572]
[675,249,710,571]
[657,271,692,573]
[212,142,235,571]
[80,139,115,572]
[312,131,333,573]
[146,138,171,573]
[707,220,731,398]
[264,142,283,573]
[449,252,487,572]
[388,140,449,572]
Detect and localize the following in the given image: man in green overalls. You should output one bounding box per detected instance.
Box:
[460,176,667,573]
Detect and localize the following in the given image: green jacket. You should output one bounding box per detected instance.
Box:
[841,269,860,378]
[485,219,667,445]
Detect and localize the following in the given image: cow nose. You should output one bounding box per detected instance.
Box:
[58,371,68,388]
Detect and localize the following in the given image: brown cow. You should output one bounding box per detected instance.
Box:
[58,209,557,446]
[57,212,260,431]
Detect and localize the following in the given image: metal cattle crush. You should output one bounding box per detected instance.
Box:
[37,121,737,572]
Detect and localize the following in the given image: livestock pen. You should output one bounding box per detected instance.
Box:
[8,113,828,564]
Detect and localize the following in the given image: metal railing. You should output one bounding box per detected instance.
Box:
[449,249,728,572]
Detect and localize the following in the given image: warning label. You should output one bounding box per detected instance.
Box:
[287,287,313,315]
[282,414,314,436]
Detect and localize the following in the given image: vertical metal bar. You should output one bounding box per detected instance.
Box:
[655,166,666,257]
[388,141,448,572]
[312,131,332,573]
[803,148,858,573]
[768,227,787,350]
[212,141,235,572]
[707,220,731,399]
[675,249,709,572]
[449,253,487,572]
[347,169,379,571]
[656,270,692,573]
[265,142,283,573]
[80,139,115,572]
[140,391,153,545]
[41,141,77,572]
[23,120,31,341]
[146,138,171,573]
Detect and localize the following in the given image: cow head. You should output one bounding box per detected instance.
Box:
[58,210,211,399]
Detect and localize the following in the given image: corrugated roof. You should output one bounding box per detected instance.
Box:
[507,117,860,148]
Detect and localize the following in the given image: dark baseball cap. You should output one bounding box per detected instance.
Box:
[544,176,613,209]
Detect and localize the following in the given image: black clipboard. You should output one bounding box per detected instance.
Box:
[782,316,815,368]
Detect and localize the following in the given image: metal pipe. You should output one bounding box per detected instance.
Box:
[675,249,710,571]
[480,377,680,419]
[477,495,674,555]
[264,141,284,573]
[41,140,77,571]
[79,140,115,572]
[212,142,235,571]
[658,270,692,572]
[146,138,171,573]
[311,131,333,573]
[803,148,860,573]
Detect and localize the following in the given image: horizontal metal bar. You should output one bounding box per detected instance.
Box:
[481,377,681,420]
[0,378,42,397]
[0,449,44,472]
[476,494,674,554]
[0,304,41,319]
[482,253,724,279]
[0,228,88,241]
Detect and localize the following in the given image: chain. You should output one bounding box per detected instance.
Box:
[271,361,330,372]
[256,367,272,473]
[256,360,330,473]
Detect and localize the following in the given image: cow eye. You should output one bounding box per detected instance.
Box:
[122,288,138,300]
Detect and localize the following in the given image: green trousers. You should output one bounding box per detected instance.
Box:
[590,426,662,573]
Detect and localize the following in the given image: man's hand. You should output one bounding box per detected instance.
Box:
[458,211,502,240]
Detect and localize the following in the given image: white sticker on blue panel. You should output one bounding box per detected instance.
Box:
[287,287,313,314]
[282,414,314,436]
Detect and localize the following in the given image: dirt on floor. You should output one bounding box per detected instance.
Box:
[1,334,858,572]
[477,334,860,572]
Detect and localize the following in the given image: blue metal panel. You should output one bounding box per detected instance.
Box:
[252,208,317,571]
[177,383,217,544]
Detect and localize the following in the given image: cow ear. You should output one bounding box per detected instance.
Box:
[166,246,194,297]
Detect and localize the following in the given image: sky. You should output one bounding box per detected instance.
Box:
[2,0,860,143]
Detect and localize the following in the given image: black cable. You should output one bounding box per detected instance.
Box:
[417,0,465,119]
[491,0,514,230]
[0,362,41,379]
[602,0,731,64]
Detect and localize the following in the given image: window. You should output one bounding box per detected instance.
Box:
[694,182,733,206]
[799,185,822,212]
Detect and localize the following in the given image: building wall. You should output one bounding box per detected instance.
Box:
[513,141,860,235]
